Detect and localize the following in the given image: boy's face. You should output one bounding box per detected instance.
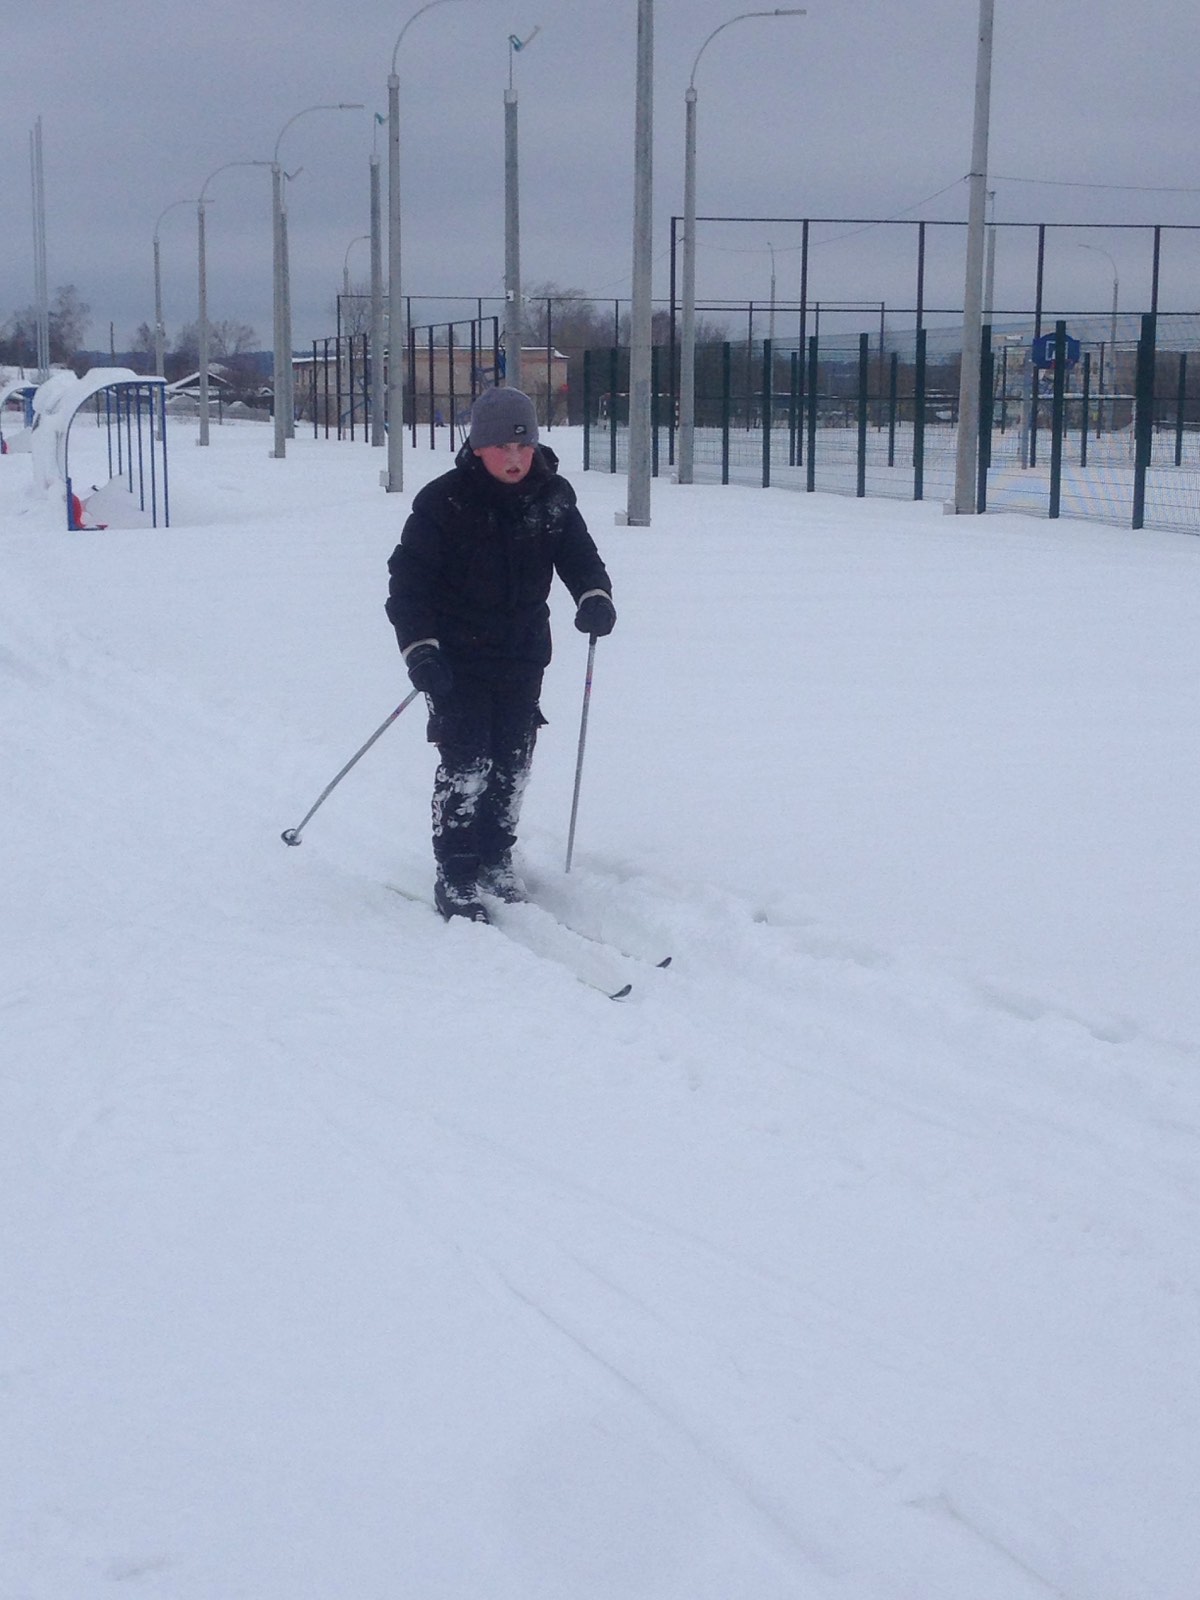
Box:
[475,441,535,484]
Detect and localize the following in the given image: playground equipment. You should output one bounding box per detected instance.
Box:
[0,374,38,453]
[27,368,169,529]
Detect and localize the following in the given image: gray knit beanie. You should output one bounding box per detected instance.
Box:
[468,386,540,449]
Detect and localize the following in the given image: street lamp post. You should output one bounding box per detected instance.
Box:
[386,0,482,495]
[767,240,777,345]
[678,9,805,485]
[505,27,539,395]
[340,232,370,435]
[198,160,271,447]
[625,0,655,527]
[153,199,191,382]
[271,102,363,460]
[952,0,995,513]
[1077,241,1119,431]
[343,233,371,304]
[370,153,386,446]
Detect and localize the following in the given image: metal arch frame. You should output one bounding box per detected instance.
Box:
[62,377,170,530]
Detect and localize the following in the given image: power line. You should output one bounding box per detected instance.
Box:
[993,173,1200,195]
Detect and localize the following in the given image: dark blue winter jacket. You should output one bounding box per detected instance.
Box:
[386,442,611,672]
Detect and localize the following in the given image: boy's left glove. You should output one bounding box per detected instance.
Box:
[405,641,454,698]
[574,592,616,637]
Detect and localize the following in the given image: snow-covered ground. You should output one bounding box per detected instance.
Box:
[3,418,1198,1599]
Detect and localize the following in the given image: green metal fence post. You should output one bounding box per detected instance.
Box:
[977,324,994,513]
[721,341,732,485]
[1132,312,1157,530]
[856,332,869,497]
[1049,320,1067,519]
[651,343,661,479]
[609,346,619,475]
[1175,351,1186,468]
[789,350,799,468]
[762,338,772,488]
[427,326,436,450]
[913,327,927,501]
[806,333,818,493]
[582,349,592,471]
[1030,223,1046,469]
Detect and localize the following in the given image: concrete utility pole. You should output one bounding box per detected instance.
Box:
[951,0,995,514]
[624,0,655,527]
[505,28,539,394]
[198,196,210,443]
[30,118,50,379]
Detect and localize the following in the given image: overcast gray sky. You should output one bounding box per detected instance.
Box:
[2,0,1197,354]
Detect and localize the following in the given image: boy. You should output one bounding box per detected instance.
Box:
[386,386,615,921]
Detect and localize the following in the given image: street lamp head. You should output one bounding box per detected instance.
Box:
[1075,240,1118,288]
[274,102,364,162]
[344,233,371,272]
[153,196,193,242]
[507,23,541,90]
[199,158,271,204]
[392,0,477,74]
[689,7,806,89]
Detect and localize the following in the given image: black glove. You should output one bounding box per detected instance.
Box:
[405,642,453,698]
[574,592,616,637]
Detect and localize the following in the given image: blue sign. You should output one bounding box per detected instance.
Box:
[1032,331,1082,368]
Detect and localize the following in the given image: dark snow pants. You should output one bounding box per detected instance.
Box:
[427,667,545,873]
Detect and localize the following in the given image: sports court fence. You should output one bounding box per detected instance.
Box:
[580,312,1200,536]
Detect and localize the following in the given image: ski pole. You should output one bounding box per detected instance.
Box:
[564,634,597,873]
[280,689,421,846]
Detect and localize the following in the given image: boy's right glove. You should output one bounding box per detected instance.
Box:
[405,642,453,698]
[574,592,617,637]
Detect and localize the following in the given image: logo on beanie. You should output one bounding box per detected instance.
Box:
[513,422,528,437]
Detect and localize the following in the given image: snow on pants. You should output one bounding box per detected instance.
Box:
[427,668,545,869]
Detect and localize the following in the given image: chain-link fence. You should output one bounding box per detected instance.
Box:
[581,312,1200,536]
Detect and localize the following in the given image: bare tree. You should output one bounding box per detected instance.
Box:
[333,282,372,338]
[50,285,91,363]
[3,284,91,366]
[209,319,258,360]
[0,317,19,365]
[522,281,612,358]
[172,322,200,370]
[616,307,676,347]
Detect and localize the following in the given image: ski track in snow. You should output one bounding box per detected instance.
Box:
[4,423,1199,1600]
